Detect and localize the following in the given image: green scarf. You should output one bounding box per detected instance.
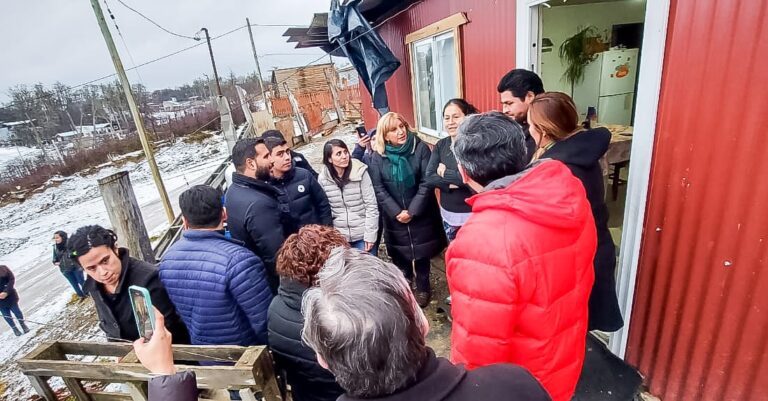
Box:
[385,132,416,188]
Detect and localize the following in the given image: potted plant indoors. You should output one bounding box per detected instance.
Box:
[559,26,608,91]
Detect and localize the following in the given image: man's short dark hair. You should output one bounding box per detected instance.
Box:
[179,185,223,229]
[232,138,264,173]
[260,130,284,140]
[452,112,528,187]
[264,136,288,153]
[497,69,544,100]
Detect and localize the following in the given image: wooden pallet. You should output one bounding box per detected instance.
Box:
[17,341,282,401]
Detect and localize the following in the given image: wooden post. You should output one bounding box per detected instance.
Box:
[324,69,345,122]
[98,171,155,263]
[26,376,56,401]
[63,377,93,401]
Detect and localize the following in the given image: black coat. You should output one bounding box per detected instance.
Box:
[338,349,551,401]
[0,265,19,309]
[270,167,333,228]
[226,173,296,292]
[85,248,190,343]
[268,279,343,401]
[369,137,446,261]
[292,151,318,178]
[425,136,474,214]
[53,245,80,274]
[542,127,624,332]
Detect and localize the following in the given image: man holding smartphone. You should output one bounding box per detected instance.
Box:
[68,225,190,344]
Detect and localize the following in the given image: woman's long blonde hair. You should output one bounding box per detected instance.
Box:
[375,112,412,155]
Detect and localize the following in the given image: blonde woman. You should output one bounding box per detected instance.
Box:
[368,112,446,307]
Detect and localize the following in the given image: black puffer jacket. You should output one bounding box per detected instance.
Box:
[85,248,190,343]
[53,231,80,274]
[226,173,297,292]
[542,127,624,332]
[369,136,446,261]
[268,279,343,401]
[0,265,19,309]
[270,167,333,228]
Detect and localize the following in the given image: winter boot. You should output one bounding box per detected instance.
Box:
[12,326,22,336]
[20,320,30,334]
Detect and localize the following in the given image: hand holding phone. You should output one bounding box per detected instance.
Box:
[129,286,156,341]
[133,308,176,375]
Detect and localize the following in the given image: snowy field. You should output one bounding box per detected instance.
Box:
[0,133,228,399]
[0,126,359,400]
[0,146,42,171]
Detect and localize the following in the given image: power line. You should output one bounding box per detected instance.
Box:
[1,25,247,109]
[105,0,145,84]
[115,0,197,40]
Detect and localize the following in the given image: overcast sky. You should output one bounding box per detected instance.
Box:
[0,0,334,103]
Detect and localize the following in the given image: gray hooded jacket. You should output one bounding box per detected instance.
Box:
[318,159,379,243]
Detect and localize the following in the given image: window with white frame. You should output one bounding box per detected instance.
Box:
[411,31,460,137]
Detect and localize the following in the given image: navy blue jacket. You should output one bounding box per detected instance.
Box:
[225,173,296,292]
[159,230,272,346]
[270,167,333,228]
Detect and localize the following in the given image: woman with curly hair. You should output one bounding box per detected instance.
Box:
[267,225,349,401]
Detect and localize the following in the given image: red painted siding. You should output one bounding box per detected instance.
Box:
[361,0,517,130]
[627,1,768,400]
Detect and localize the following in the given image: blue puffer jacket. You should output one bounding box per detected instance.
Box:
[159,230,272,346]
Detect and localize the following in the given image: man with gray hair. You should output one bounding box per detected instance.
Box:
[302,247,550,401]
[446,112,596,401]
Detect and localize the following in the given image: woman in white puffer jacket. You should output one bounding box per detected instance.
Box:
[318,139,379,254]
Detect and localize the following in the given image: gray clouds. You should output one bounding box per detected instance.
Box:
[0,0,331,102]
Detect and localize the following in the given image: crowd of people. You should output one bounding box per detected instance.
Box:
[2,67,627,401]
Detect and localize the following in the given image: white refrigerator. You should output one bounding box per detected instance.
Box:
[572,48,639,126]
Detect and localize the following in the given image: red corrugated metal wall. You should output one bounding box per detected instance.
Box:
[627,0,768,400]
[361,0,517,129]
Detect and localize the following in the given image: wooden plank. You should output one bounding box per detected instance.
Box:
[17,360,258,389]
[256,351,283,401]
[121,350,139,364]
[58,342,132,358]
[125,382,148,401]
[235,347,263,367]
[25,375,56,401]
[54,342,251,362]
[23,342,63,361]
[90,392,132,401]
[63,377,93,401]
[405,13,469,44]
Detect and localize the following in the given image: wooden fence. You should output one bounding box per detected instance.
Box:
[18,341,281,401]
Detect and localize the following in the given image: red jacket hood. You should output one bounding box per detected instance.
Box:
[468,160,590,230]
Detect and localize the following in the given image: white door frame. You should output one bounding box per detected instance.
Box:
[516,0,672,358]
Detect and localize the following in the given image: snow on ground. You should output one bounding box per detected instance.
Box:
[0,126,360,400]
[0,146,42,171]
[0,133,228,400]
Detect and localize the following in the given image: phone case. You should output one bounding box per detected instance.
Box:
[128,285,156,339]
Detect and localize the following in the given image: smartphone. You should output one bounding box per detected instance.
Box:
[129,285,156,341]
[356,125,367,138]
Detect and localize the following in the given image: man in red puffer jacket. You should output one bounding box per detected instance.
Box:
[447,112,596,401]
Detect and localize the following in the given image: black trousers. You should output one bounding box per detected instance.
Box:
[390,253,431,293]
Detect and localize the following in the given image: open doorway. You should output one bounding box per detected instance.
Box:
[517,0,669,358]
[538,0,646,253]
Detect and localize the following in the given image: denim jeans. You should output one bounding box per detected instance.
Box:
[442,221,462,243]
[1,302,24,330]
[61,268,87,298]
[349,240,379,256]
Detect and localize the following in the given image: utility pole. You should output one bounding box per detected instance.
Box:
[198,28,223,97]
[89,0,175,224]
[246,18,270,114]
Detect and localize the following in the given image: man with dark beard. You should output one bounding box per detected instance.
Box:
[225,138,296,293]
